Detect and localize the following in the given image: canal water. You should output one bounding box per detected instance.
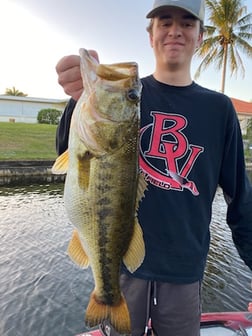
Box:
[1,176,252,336]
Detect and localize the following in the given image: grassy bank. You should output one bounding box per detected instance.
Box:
[1,121,252,167]
[0,122,58,161]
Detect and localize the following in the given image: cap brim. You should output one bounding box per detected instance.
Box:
[146,5,200,20]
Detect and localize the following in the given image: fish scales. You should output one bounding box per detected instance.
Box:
[52,49,146,334]
[91,131,139,301]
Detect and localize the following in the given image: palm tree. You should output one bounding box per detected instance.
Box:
[194,0,252,93]
[5,86,28,97]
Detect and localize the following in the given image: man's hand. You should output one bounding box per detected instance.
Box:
[56,50,99,101]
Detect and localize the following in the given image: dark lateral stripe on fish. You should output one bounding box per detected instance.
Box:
[96,201,123,305]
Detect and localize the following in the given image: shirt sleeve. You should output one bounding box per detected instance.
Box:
[219,100,252,270]
[56,98,76,155]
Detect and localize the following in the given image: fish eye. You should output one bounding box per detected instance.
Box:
[127,89,139,102]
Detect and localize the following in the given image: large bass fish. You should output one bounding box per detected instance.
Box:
[52,49,146,334]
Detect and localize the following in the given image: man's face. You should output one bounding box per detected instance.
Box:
[149,7,203,70]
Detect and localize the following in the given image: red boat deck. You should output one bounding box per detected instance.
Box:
[75,312,252,336]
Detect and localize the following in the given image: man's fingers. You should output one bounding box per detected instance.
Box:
[56,55,80,74]
[63,81,83,101]
[57,65,81,87]
[55,50,99,100]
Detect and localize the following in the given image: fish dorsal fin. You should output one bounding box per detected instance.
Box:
[51,150,69,174]
[123,218,145,273]
[136,173,148,209]
[67,229,89,269]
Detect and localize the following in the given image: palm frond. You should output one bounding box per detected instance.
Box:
[235,36,252,55]
[195,0,252,92]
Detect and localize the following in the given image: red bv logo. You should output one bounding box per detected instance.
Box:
[139,112,204,195]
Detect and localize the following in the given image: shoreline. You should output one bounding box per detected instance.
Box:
[0,160,65,186]
[0,160,251,187]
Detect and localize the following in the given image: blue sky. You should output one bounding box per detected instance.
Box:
[1,0,252,101]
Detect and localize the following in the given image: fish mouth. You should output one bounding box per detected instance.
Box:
[97,62,138,81]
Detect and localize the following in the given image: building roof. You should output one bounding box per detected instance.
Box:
[231,97,252,116]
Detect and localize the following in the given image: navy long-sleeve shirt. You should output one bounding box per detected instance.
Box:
[56,76,252,283]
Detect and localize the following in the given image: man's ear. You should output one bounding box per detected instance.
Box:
[196,32,204,49]
[149,33,154,48]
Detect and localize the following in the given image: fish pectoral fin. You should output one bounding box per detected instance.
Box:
[85,292,131,334]
[67,229,89,268]
[123,218,145,273]
[51,150,69,174]
[136,173,148,209]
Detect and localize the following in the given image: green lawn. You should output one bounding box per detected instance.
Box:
[0,122,58,160]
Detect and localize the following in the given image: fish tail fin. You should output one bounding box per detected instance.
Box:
[85,292,131,334]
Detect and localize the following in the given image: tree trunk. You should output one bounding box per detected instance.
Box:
[220,44,228,93]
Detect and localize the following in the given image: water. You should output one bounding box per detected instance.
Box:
[1,181,252,336]
[0,184,92,336]
[202,190,252,312]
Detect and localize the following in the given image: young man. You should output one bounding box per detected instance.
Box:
[55,1,252,335]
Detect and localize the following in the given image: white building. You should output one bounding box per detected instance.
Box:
[0,95,251,133]
[0,95,68,123]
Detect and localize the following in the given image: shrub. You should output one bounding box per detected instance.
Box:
[37,108,62,125]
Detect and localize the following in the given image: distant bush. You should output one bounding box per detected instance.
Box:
[37,108,62,125]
